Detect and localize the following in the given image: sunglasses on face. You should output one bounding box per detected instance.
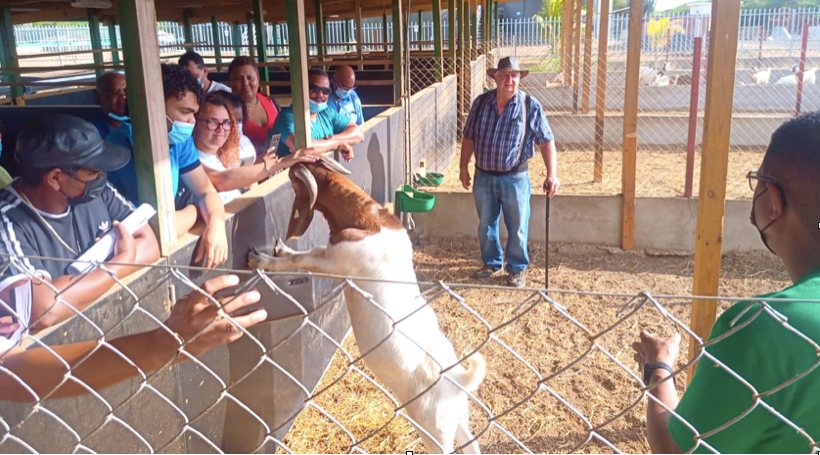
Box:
[309,84,332,95]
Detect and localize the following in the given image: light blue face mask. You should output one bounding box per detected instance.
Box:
[166,116,195,145]
[335,87,353,99]
[0,138,3,159]
[107,112,130,123]
[309,99,328,113]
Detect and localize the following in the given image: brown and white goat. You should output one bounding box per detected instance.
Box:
[248,157,487,454]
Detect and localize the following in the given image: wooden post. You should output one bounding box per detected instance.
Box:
[246,13,256,58]
[253,0,269,93]
[593,0,610,183]
[448,0,457,74]
[0,6,24,105]
[117,0,176,254]
[561,0,573,87]
[107,17,120,66]
[315,0,326,63]
[271,23,280,57]
[355,0,364,63]
[471,0,478,54]
[572,0,582,112]
[286,0,311,150]
[418,10,424,51]
[689,0,742,379]
[383,10,389,54]
[211,16,223,71]
[581,0,594,113]
[182,9,194,50]
[684,37,703,199]
[795,22,809,116]
[621,0,642,250]
[392,0,404,104]
[232,21,242,57]
[433,0,444,82]
[88,10,104,78]
[345,19,353,53]
[463,0,471,61]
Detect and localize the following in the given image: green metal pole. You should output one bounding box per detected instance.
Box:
[286,0,311,150]
[392,0,404,104]
[382,10,389,53]
[182,9,194,50]
[345,19,353,53]
[315,0,326,62]
[0,6,23,103]
[417,10,422,50]
[464,0,472,60]
[448,0,456,74]
[471,3,478,52]
[88,10,104,78]
[232,21,242,57]
[433,0,444,81]
[252,0,269,87]
[211,16,223,71]
[107,17,120,66]
[271,23,281,57]
[246,13,256,58]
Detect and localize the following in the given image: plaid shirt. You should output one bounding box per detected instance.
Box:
[463,90,553,173]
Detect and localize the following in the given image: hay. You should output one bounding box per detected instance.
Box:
[435,148,765,200]
[281,239,788,453]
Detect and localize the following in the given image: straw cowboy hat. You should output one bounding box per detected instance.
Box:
[486,56,530,79]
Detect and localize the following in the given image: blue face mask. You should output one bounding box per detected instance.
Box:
[335,87,353,99]
[166,116,195,145]
[0,139,3,158]
[309,99,328,113]
[107,112,130,123]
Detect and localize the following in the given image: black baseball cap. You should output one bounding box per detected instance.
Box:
[15,114,130,172]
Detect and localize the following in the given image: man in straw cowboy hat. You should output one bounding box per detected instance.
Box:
[459,56,559,288]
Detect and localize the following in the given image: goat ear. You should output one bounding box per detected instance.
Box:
[318,155,352,175]
[286,164,317,239]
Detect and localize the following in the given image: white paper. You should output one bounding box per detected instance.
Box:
[0,274,32,355]
[68,203,157,274]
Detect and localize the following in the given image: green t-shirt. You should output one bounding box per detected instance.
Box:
[669,271,820,453]
[272,106,352,157]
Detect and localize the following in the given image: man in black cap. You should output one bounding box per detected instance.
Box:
[0,114,160,331]
[459,56,560,288]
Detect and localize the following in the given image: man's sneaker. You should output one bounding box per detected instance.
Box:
[507,271,526,288]
[473,265,500,280]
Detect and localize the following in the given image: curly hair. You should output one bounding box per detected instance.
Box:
[161,63,204,106]
[199,92,241,169]
[227,56,257,77]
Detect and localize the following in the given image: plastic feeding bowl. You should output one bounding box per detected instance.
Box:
[395,184,436,213]
[414,172,445,187]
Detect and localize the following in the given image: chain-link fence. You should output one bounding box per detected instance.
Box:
[0,252,817,453]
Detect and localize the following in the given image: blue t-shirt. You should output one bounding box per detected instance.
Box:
[105,124,200,204]
[272,106,353,157]
[327,90,364,126]
[90,115,115,140]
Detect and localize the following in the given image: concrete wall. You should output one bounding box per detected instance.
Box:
[408,75,458,174]
[413,192,769,253]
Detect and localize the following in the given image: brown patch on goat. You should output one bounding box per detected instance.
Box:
[304,163,403,244]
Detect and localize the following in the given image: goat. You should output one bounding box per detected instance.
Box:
[639,62,672,86]
[248,157,487,454]
[650,73,671,86]
[751,67,771,85]
[775,65,817,85]
[670,74,692,85]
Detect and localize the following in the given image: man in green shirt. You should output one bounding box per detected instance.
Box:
[272,67,363,159]
[633,112,820,454]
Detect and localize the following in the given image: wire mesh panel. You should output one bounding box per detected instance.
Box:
[0,252,817,453]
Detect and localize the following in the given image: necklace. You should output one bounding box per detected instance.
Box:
[15,186,79,256]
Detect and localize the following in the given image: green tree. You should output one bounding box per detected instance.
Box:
[613,0,658,14]
[742,0,817,8]
[537,0,563,20]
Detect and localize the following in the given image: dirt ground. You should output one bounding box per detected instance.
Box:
[434,148,765,200]
[280,239,789,454]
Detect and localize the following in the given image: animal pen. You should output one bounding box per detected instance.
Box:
[0,0,818,453]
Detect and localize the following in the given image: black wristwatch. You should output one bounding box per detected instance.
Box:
[643,362,676,386]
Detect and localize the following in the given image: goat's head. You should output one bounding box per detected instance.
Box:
[286,155,351,239]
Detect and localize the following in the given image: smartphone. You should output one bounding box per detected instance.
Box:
[263,132,281,156]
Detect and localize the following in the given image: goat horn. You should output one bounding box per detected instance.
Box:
[318,155,352,175]
[286,164,318,239]
[291,164,318,209]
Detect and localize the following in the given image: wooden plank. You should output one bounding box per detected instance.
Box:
[232,21,242,56]
[392,0,404,104]
[581,0,593,113]
[355,0,364,63]
[211,16,223,71]
[593,0,610,183]
[689,0,742,380]
[572,0,581,112]
[117,0,176,254]
[315,0,326,64]
[561,0,572,87]
[253,0,269,91]
[432,0,444,82]
[107,17,121,66]
[183,9,194,51]
[87,10,104,79]
[286,0,312,150]
[0,6,24,104]
[621,0,642,250]
[246,13,256,58]
[448,0,456,73]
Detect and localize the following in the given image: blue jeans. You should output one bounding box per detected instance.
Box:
[473,169,531,273]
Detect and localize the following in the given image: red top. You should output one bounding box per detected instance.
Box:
[243,92,279,152]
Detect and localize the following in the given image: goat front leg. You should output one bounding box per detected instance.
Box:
[248,239,334,274]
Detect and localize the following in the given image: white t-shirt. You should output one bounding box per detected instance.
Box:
[197,141,257,204]
[239,135,257,166]
[207,80,232,93]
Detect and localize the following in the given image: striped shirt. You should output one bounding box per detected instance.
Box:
[463,90,553,173]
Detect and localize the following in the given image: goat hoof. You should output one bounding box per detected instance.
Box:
[273,239,286,257]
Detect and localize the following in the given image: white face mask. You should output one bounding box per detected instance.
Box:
[236,123,244,136]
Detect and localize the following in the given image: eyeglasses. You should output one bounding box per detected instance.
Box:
[746,170,780,192]
[198,119,233,131]
[309,84,332,96]
[64,168,103,182]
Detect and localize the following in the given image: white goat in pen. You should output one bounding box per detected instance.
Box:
[775,65,817,85]
[248,157,487,454]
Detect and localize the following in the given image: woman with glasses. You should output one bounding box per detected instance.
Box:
[227,56,279,154]
[193,92,316,204]
[271,67,363,159]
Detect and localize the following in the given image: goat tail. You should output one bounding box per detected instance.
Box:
[452,353,487,393]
